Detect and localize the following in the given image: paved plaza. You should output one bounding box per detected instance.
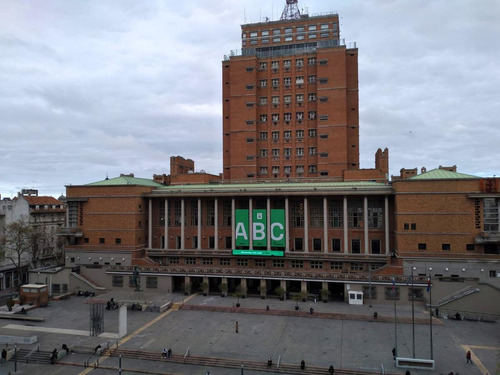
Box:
[0,292,498,375]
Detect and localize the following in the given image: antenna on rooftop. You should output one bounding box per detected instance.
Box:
[280,0,301,20]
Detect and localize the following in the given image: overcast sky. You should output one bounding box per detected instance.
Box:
[1,0,499,198]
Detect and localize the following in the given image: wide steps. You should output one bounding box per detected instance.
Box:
[109,348,401,374]
[10,348,53,365]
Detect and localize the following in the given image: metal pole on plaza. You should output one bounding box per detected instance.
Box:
[241,363,244,374]
[411,266,415,358]
[15,343,17,372]
[428,272,434,360]
[392,277,397,360]
[119,354,122,374]
[368,267,372,308]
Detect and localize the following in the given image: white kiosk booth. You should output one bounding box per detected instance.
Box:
[348,291,364,305]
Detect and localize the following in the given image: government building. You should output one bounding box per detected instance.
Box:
[58,1,499,316]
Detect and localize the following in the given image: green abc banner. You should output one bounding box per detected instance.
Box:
[270,209,285,247]
[252,209,267,247]
[235,209,249,247]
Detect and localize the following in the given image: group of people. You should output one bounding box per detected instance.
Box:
[161,348,172,358]
[106,298,118,311]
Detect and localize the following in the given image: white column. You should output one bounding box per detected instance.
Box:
[267,197,271,250]
[343,196,348,254]
[181,198,185,250]
[214,198,219,250]
[148,198,152,249]
[231,198,235,249]
[323,197,328,253]
[285,198,290,252]
[197,199,202,250]
[385,196,390,254]
[304,197,309,252]
[249,198,253,249]
[164,199,169,250]
[364,196,369,254]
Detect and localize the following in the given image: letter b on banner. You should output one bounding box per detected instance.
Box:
[253,209,267,247]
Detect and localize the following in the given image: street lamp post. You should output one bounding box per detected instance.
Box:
[411,266,415,358]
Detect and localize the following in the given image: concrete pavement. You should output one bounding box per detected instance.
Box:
[0,292,497,375]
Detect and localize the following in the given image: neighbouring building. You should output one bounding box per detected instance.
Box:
[0,189,66,294]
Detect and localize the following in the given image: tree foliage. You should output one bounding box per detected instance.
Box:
[0,217,36,289]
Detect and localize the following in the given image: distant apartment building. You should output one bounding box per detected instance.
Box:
[0,189,66,292]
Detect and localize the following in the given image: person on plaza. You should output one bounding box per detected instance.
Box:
[405,371,410,375]
[466,350,473,364]
[309,307,314,314]
[162,348,168,358]
[235,321,239,333]
[94,344,101,354]
[268,357,272,367]
[300,359,305,369]
[62,344,69,355]
[50,348,58,364]
[392,347,396,359]
[373,311,378,320]
[1,348,7,363]
[167,348,172,358]
[329,364,334,374]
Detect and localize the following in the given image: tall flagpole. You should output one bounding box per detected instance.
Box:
[411,267,415,358]
[393,277,397,360]
[429,273,434,360]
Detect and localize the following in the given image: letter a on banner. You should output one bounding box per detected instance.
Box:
[235,209,249,247]
[271,209,285,247]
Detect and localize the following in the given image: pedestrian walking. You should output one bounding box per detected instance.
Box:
[162,348,168,358]
[466,350,473,364]
[1,348,7,363]
[329,364,334,374]
[300,359,305,369]
[392,347,396,359]
[235,320,239,333]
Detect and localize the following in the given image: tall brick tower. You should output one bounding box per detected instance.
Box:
[222,1,359,181]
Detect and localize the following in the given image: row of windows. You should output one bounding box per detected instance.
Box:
[161,256,359,271]
[259,129,317,139]
[259,165,318,175]
[84,237,122,245]
[260,75,320,87]
[257,112,318,122]
[257,57,318,70]
[243,23,337,39]
[244,31,337,45]
[418,243,476,251]
[255,93,321,103]
[259,147,324,156]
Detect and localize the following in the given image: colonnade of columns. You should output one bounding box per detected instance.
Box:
[149,195,390,254]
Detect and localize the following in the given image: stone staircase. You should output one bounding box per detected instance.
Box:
[71,272,106,293]
[107,348,401,375]
[430,286,480,307]
[10,348,53,365]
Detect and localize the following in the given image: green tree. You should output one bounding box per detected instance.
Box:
[0,217,36,290]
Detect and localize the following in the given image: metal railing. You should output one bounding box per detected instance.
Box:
[430,286,480,307]
[25,344,40,363]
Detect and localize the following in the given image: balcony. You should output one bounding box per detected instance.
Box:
[475,232,500,244]
[59,227,83,237]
